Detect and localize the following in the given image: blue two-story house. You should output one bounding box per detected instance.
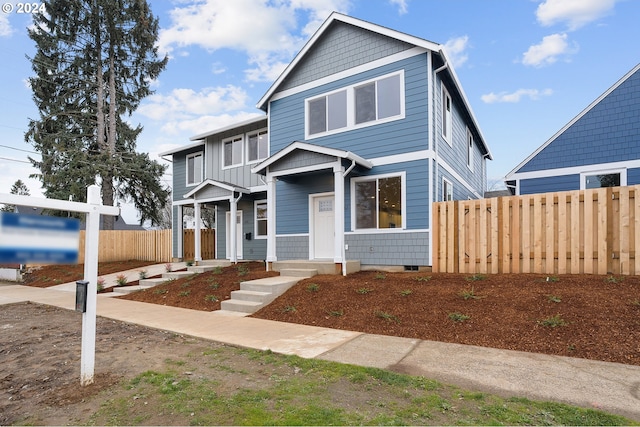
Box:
[505,63,640,194]
[163,12,492,273]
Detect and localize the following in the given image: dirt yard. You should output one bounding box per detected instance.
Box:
[3,261,639,424]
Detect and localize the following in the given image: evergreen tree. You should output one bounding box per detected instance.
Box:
[1,179,31,212]
[25,0,169,228]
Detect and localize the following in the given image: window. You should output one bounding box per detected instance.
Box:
[186,152,203,186]
[306,71,404,138]
[442,85,452,145]
[223,136,243,168]
[443,178,453,201]
[584,172,622,189]
[308,90,348,135]
[353,174,403,230]
[255,200,267,238]
[247,130,268,163]
[466,128,474,171]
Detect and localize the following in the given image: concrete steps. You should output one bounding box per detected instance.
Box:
[221,276,302,314]
[279,268,317,278]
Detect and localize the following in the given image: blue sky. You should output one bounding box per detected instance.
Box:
[1,0,638,222]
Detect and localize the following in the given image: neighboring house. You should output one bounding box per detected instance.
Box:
[163,12,492,271]
[505,63,640,195]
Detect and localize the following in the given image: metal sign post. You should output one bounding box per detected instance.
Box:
[0,185,119,385]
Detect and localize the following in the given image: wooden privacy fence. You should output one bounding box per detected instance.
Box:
[183,229,215,260]
[77,229,172,264]
[433,185,640,275]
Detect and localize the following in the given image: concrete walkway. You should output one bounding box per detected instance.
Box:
[1,264,639,421]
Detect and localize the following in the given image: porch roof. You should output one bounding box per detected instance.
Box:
[251,141,372,175]
[183,179,250,200]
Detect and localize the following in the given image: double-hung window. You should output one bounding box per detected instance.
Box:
[443,178,453,201]
[186,152,203,186]
[223,136,243,168]
[247,130,268,163]
[306,71,404,138]
[352,174,404,230]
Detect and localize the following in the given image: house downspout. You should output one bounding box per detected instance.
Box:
[432,59,448,266]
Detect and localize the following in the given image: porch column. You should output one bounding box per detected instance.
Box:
[333,164,345,265]
[266,173,277,267]
[177,205,184,260]
[229,194,237,264]
[194,201,202,263]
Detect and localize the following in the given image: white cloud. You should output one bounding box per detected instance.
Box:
[389,0,408,15]
[0,13,13,36]
[522,33,577,67]
[159,112,264,136]
[481,88,553,104]
[536,0,618,30]
[443,35,469,68]
[138,85,250,122]
[158,0,352,82]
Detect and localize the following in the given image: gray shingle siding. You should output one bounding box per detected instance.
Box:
[276,235,309,260]
[279,21,414,92]
[345,231,429,266]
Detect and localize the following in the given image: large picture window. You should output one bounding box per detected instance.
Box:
[186,152,203,186]
[353,174,403,230]
[306,71,404,138]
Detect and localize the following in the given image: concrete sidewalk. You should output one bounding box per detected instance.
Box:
[1,269,639,421]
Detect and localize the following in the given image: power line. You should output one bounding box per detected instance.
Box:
[0,156,32,164]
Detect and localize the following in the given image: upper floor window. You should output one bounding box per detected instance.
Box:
[442,85,452,145]
[186,152,203,186]
[466,128,474,171]
[223,136,243,168]
[247,130,268,163]
[306,71,405,139]
[352,173,404,230]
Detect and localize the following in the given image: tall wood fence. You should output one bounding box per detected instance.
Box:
[183,229,215,260]
[433,185,640,275]
[77,229,172,264]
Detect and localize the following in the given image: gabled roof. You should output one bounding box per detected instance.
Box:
[183,179,250,199]
[256,11,492,160]
[506,62,640,179]
[251,141,372,175]
[258,12,440,110]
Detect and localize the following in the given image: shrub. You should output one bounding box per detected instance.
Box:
[186,260,194,267]
[466,274,486,282]
[375,272,386,280]
[356,287,372,294]
[448,312,470,323]
[97,277,105,292]
[115,274,127,287]
[306,283,320,292]
[327,309,344,317]
[164,263,172,272]
[178,290,191,297]
[459,287,484,300]
[416,276,432,282]
[538,314,567,327]
[138,270,148,280]
[205,295,218,302]
[283,306,297,313]
[399,289,412,297]
[547,294,562,303]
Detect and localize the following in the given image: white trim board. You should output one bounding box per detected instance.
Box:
[508,159,640,181]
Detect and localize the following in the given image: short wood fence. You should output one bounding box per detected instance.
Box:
[433,185,640,275]
[78,229,172,264]
[183,229,215,260]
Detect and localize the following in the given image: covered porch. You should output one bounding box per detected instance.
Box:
[252,141,372,275]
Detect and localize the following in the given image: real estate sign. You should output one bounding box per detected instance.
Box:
[0,212,80,264]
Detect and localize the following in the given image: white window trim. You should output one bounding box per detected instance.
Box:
[186,151,204,187]
[254,199,268,239]
[442,84,452,146]
[246,128,269,165]
[442,177,453,201]
[350,171,406,232]
[466,127,474,172]
[221,135,244,170]
[305,70,405,139]
[580,168,627,190]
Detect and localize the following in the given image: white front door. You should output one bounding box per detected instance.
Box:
[225,211,243,260]
[311,195,335,259]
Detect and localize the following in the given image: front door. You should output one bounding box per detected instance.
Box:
[311,195,334,259]
[225,211,243,260]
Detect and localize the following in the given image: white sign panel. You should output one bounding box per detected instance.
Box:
[0,212,80,264]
